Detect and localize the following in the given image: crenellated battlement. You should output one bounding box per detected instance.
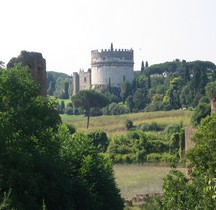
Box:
[91,44,134,65]
[90,43,134,87]
[73,44,135,94]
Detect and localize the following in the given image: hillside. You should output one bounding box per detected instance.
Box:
[61,109,192,137]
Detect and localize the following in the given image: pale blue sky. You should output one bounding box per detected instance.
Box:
[1,0,216,75]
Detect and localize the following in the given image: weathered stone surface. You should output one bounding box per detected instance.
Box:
[211,97,216,113]
[7,51,47,96]
[91,44,134,87]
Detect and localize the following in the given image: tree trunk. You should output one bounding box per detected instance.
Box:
[86,112,90,129]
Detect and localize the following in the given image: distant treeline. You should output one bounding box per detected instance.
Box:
[47,59,216,117]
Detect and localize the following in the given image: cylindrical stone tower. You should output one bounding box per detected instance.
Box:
[91,44,134,87]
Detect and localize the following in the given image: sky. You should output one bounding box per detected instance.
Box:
[1,0,216,75]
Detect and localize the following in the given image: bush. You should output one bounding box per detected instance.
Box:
[164,123,181,135]
[147,153,162,163]
[161,153,177,163]
[90,107,103,116]
[65,123,76,134]
[102,102,129,115]
[125,119,133,130]
[191,102,211,126]
[65,106,73,115]
[139,122,164,132]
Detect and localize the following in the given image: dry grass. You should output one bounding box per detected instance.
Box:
[114,164,185,199]
[61,110,192,137]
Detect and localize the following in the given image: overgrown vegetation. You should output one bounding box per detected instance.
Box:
[0,66,123,210]
[1,60,215,209]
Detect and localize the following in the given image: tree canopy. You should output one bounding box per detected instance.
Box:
[162,114,216,209]
[72,90,109,128]
[0,66,123,210]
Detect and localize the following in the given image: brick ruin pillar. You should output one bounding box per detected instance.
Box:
[211,97,216,113]
[7,51,47,96]
[185,125,195,153]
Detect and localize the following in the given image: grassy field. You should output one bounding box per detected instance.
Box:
[61,110,192,137]
[61,110,189,202]
[114,164,185,199]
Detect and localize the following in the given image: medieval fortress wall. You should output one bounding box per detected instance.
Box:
[73,44,134,94]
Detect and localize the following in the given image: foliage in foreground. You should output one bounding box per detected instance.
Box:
[162,114,216,209]
[0,67,123,210]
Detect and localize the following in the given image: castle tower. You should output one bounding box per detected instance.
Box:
[79,69,91,91]
[7,51,47,96]
[91,44,134,87]
[73,72,80,95]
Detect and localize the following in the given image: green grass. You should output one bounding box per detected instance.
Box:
[48,96,72,106]
[114,164,185,199]
[61,110,192,137]
[61,111,189,204]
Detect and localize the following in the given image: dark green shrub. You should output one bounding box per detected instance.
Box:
[102,102,129,115]
[164,124,181,135]
[125,119,133,130]
[191,102,211,126]
[147,153,162,163]
[161,153,177,163]
[87,130,109,152]
[140,122,164,131]
[65,123,76,134]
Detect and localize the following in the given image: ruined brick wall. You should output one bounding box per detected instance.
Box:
[7,51,47,96]
[211,97,216,113]
[185,125,195,153]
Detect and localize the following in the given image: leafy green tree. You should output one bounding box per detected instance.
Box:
[72,90,109,128]
[47,80,55,95]
[191,102,211,126]
[120,80,132,103]
[87,130,109,152]
[205,81,216,98]
[126,95,134,112]
[133,88,148,111]
[162,114,216,209]
[0,66,65,209]
[141,60,145,73]
[60,132,124,210]
[0,61,4,69]
[60,100,65,112]
[0,66,124,210]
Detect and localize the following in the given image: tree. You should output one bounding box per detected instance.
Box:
[87,130,109,152]
[59,131,124,210]
[0,61,4,69]
[120,80,131,103]
[0,66,124,209]
[72,90,109,128]
[133,88,148,111]
[191,102,211,126]
[141,60,145,73]
[162,114,216,209]
[126,95,134,112]
[0,66,64,209]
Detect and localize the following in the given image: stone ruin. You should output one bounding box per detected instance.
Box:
[185,94,216,175]
[211,96,216,113]
[7,51,47,96]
